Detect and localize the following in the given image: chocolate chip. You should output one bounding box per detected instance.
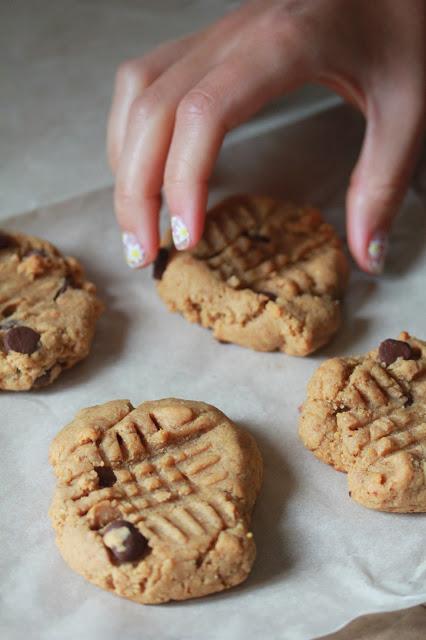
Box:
[243,232,270,243]
[95,466,117,488]
[1,303,18,319]
[102,519,149,564]
[53,276,73,301]
[378,339,414,366]
[404,391,413,407]
[258,290,277,302]
[3,326,40,354]
[152,247,169,280]
[411,347,422,360]
[0,233,12,249]
[250,234,270,243]
[33,370,52,388]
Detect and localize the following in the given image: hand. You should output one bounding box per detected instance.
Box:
[108,0,425,274]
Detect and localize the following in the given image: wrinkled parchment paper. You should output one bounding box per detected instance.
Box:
[1,106,425,640]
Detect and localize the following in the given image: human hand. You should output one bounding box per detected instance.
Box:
[108,0,425,274]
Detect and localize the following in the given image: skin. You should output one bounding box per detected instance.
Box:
[108,0,425,274]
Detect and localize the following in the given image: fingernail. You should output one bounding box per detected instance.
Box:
[122,232,146,268]
[368,231,388,274]
[171,216,190,250]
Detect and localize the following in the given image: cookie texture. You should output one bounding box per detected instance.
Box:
[156,195,349,356]
[0,230,103,390]
[299,332,426,512]
[49,398,263,604]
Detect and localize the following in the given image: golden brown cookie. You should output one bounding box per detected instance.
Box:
[299,332,426,512]
[155,195,349,356]
[0,230,103,390]
[49,398,263,604]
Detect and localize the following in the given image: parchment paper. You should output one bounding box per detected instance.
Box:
[1,106,425,640]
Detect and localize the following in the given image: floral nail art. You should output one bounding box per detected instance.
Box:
[171,216,190,250]
[368,231,388,274]
[122,232,145,269]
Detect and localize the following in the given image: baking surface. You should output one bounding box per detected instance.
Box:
[1,106,425,640]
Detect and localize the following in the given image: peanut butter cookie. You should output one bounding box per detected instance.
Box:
[299,332,426,512]
[0,230,103,390]
[49,398,262,603]
[155,195,349,356]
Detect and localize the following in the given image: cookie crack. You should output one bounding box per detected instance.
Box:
[195,530,222,569]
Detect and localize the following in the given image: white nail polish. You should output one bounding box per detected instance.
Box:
[171,216,190,250]
[368,231,388,274]
[122,232,145,268]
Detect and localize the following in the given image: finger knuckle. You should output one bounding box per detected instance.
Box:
[114,183,137,220]
[116,58,153,90]
[254,4,309,57]
[177,89,217,121]
[164,156,196,187]
[129,88,161,124]
[368,181,402,209]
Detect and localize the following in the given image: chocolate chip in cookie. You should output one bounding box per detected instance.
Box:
[33,369,53,387]
[1,302,18,319]
[94,465,117,488]
[3,326,40,354]
[404,391,414,407]
[378,338,416,366]
[102,519,149,564]
[0,233,12,250]
[152,247,170,280]
[249,234,270,243]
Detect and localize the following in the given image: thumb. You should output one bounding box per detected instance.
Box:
[346,89,425,274]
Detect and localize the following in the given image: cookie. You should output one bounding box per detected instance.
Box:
[0,230,103,390]
[49,398,263,603]
[299,332,426,512]
[155,195,349,356]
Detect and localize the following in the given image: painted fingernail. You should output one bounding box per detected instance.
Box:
[122,232,145,269]
[368,231,388,274]
[171,216,190,250]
